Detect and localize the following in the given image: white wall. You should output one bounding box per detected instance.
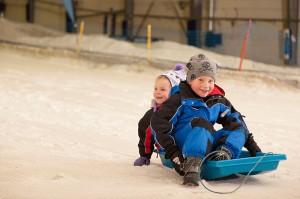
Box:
[35,0,65,32]
[5,0,27,22]
[76,0,123,34]
[209,0,286,65]
[133,0,189,43]
[211,21,284,65]
[3,0,298,66]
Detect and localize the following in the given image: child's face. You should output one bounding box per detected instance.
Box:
[189,76,215,97]
[153,76,172,105]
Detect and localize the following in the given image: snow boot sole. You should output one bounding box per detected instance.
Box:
[183,172,199,186]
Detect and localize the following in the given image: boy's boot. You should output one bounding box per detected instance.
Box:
[182,157,202,186]
[244,133,262,157]
[210,146,232,161]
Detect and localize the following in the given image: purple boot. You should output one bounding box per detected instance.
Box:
[134,156,150,166]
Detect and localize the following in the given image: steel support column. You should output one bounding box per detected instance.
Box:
[188,0,203,47]
[124,0,134,41]
[26,0,35,23]
[286,0,298,65]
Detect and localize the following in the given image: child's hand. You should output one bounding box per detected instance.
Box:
[171,155,185,176]
[222,117,241,131]
[172,157,180,164]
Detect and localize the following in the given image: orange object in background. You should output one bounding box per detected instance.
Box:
[238,20,252,71]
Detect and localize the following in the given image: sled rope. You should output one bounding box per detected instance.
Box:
[197,151,272,194]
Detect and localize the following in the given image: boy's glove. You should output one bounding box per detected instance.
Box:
[171,153,185,176]
[244,133,262,157]
[133,156,150,166]
[164,147,185,175]
[222,117,241,131]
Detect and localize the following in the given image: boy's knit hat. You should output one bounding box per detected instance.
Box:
[188,53,209,62]
[161,63,186,87]
[186,54,218,82]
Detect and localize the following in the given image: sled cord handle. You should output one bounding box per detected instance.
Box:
[198,151,272,194]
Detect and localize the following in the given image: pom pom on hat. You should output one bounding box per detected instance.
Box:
[174,63,184,71]
[161,63,186,87]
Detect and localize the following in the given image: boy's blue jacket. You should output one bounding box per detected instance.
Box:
[150,81,249,160]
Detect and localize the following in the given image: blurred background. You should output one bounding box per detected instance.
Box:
[0,0,299,66]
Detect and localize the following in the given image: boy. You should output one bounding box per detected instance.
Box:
[151,54,261,186]
[134,64,186,166]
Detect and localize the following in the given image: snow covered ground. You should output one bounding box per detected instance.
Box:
[1,47,300,199]
[1,18,300,199]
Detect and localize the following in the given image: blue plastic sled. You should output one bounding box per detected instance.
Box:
[157,150,287,180]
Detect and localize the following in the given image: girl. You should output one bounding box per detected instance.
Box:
[134,64,186,166]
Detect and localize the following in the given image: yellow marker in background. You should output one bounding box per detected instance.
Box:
[77,21,85,53]
[147,24,152,62]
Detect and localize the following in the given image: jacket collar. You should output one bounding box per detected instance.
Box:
[178,81,225,100]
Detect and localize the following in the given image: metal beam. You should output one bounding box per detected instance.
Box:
[26,0,35,23]
[133,14,300,23]
[169,0,186,36]
[287,0,298,65]
[124,0,134,41]
[133,0,156,40]
[109,8,116,37]
[188,0,203,47]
